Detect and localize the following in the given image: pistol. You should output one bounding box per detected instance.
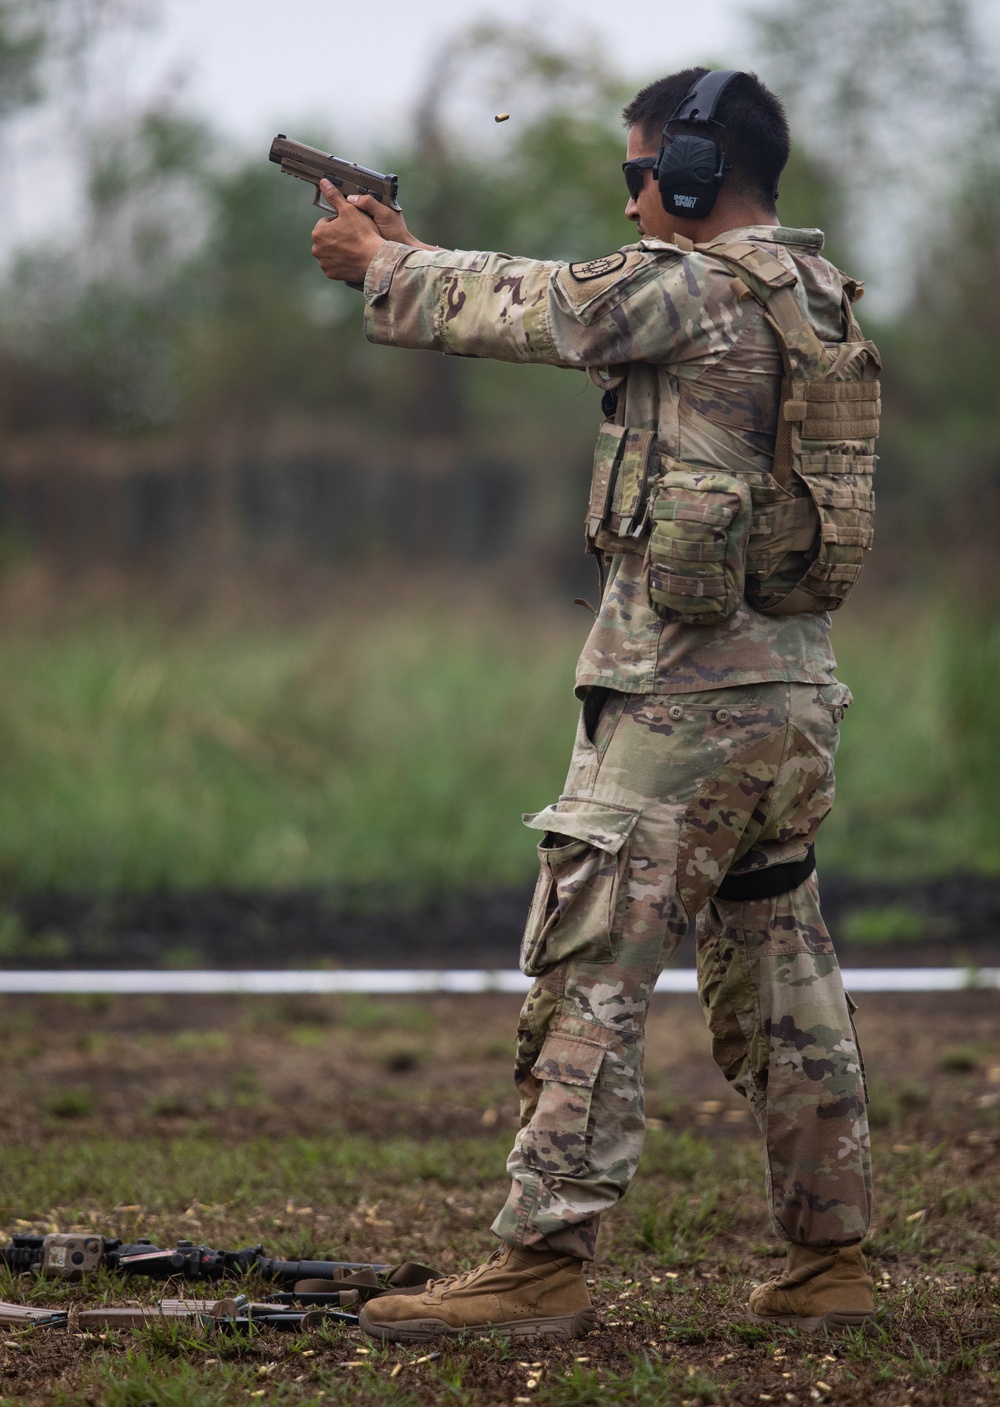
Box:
[269,134,401,216]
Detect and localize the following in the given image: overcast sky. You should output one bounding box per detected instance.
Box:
[0,0,749,252]
[157,0,749,146]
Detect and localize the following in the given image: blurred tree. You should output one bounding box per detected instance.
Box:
[0,22,635,439]
[751,0,989,171]
[749,0,1000,584]
[748,0,998,303]
[386,21,627,436]
[875,149,1000,557]
[402,21,626,256]
[0,0,49,120]
[0,0,993,599]
[179,134,365,429]
[0,0,157,131]
[1,105,212,430]
[0,0,183,430]
[772,146,845,264]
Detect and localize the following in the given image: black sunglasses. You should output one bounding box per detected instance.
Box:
[622,157,657,200]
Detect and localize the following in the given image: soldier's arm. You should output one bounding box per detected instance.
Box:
[362,240,697,369]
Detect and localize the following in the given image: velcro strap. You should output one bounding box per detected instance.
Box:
[799,453,876,477]
[650,570,728,598]
[659,502,735,527]
[809,484,874,510]
[820,523,874,547]
[814,562,866,583]
[729,276,755,302]
[799,380,881,439]
[717,845,816,901]
[801,417,880,440]
[806,380,880,403]
[840,275,865,303]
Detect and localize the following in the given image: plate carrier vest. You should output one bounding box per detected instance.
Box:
[584,235,881,619]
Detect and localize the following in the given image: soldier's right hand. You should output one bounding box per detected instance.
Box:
[346,193,438,251]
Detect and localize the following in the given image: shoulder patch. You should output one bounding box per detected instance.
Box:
[556,249,652,314]
[569,252,628,282]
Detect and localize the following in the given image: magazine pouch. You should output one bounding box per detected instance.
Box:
[646,465,752,624]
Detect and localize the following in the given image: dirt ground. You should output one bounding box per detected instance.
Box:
[2,987,999,1143]
[1,990,1000,1406]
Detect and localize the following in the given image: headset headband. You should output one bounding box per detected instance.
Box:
[667,68,744,127]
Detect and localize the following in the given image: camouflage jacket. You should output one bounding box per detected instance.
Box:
[363,225,844,695]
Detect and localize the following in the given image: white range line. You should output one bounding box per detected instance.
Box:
[0,968,997,995]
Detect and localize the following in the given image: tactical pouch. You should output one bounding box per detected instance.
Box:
[744,373,879,613]
[586,423,658,556]
[519,800,640,976]
[775,449,876,614]
[700,236,880,616]
[646,467,752,623]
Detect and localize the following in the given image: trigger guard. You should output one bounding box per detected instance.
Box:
[312,187,339,217]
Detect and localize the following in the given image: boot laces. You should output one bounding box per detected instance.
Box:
[425,1247,506,1294]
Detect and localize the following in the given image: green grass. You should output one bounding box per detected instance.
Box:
[0,593,993,897]
[1,990,1000,1404]
[0,1126,998,1407]
[0,608,579,898]
[822,595,1000,877]
[840,904,934,946]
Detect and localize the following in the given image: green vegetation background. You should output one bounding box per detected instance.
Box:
[0,0,994,897]
[0,596,995,898]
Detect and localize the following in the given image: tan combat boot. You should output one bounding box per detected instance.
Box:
[748,1242,876,1333]
[358,1244,597,1342]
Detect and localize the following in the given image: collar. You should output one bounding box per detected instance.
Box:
[729,224,825,252]
[639,225,825,255]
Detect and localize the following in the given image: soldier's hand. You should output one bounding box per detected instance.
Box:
[310,181,384,283]
[347,193,437,251]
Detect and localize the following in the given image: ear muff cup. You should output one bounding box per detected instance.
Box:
[653,68,744,221]
[655,133,726,219]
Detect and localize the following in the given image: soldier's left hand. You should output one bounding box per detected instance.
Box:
[311,180,384,283]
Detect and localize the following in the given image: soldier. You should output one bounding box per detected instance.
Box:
[310,68,878,1341]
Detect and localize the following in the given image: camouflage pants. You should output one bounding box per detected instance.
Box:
[491,682,872,1261]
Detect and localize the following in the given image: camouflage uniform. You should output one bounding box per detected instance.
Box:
[489,683,870,1259]
[363,226,873,1259]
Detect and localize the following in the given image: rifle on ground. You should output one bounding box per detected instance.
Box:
[0,1233,396,1285]
[0,1293,360,1332]
[268,134,401,217]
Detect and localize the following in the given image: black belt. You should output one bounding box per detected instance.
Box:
[716,845,816,901]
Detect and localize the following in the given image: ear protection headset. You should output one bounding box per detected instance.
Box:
[654,68,746,220]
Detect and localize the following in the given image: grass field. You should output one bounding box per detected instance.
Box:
[1,990,1000,1405]
[0,589,995,900]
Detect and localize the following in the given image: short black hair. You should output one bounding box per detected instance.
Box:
[622,68,790,209]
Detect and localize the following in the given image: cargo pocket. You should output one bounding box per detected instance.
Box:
[519,800,640,976]
[845,993,869,1104]
[520,1031,606,1178]
[646,467,752,623]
